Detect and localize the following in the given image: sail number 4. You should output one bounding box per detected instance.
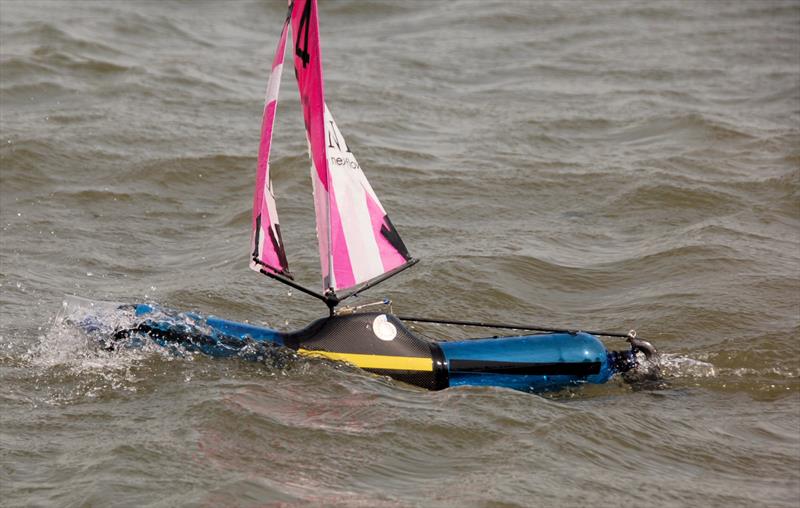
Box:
[295,0,312,68]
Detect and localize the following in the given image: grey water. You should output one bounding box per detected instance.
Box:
[1,1,798,506]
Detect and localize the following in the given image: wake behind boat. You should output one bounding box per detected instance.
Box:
[70,0,659,393]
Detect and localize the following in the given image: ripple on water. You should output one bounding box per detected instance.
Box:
[1,0,799,506]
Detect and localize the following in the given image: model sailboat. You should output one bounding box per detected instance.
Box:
[250,0,415,312]
[69,0,658,393]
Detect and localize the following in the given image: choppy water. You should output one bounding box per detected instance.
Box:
[2,1,799,506]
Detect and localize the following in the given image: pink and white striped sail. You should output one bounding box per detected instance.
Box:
[290,0,411,295]
[250,14,291,278]
[252,0,412,298]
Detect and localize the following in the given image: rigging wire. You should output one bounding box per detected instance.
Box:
[396,315,640,340]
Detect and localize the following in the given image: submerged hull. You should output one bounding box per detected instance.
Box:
[72,300,636,393]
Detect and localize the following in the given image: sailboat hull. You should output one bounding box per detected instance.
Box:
[67,299,626,393]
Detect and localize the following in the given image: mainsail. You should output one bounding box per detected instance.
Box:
[251,0,414,305]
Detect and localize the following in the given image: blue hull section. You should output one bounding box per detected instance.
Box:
[134,304,285,345]
[439,333,614,391]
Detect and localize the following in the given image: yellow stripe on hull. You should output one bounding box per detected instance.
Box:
[298,349,432,371]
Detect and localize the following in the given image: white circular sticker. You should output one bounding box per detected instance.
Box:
[372,314,397,341]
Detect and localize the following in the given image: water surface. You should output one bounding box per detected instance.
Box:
[1,1,798,506]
